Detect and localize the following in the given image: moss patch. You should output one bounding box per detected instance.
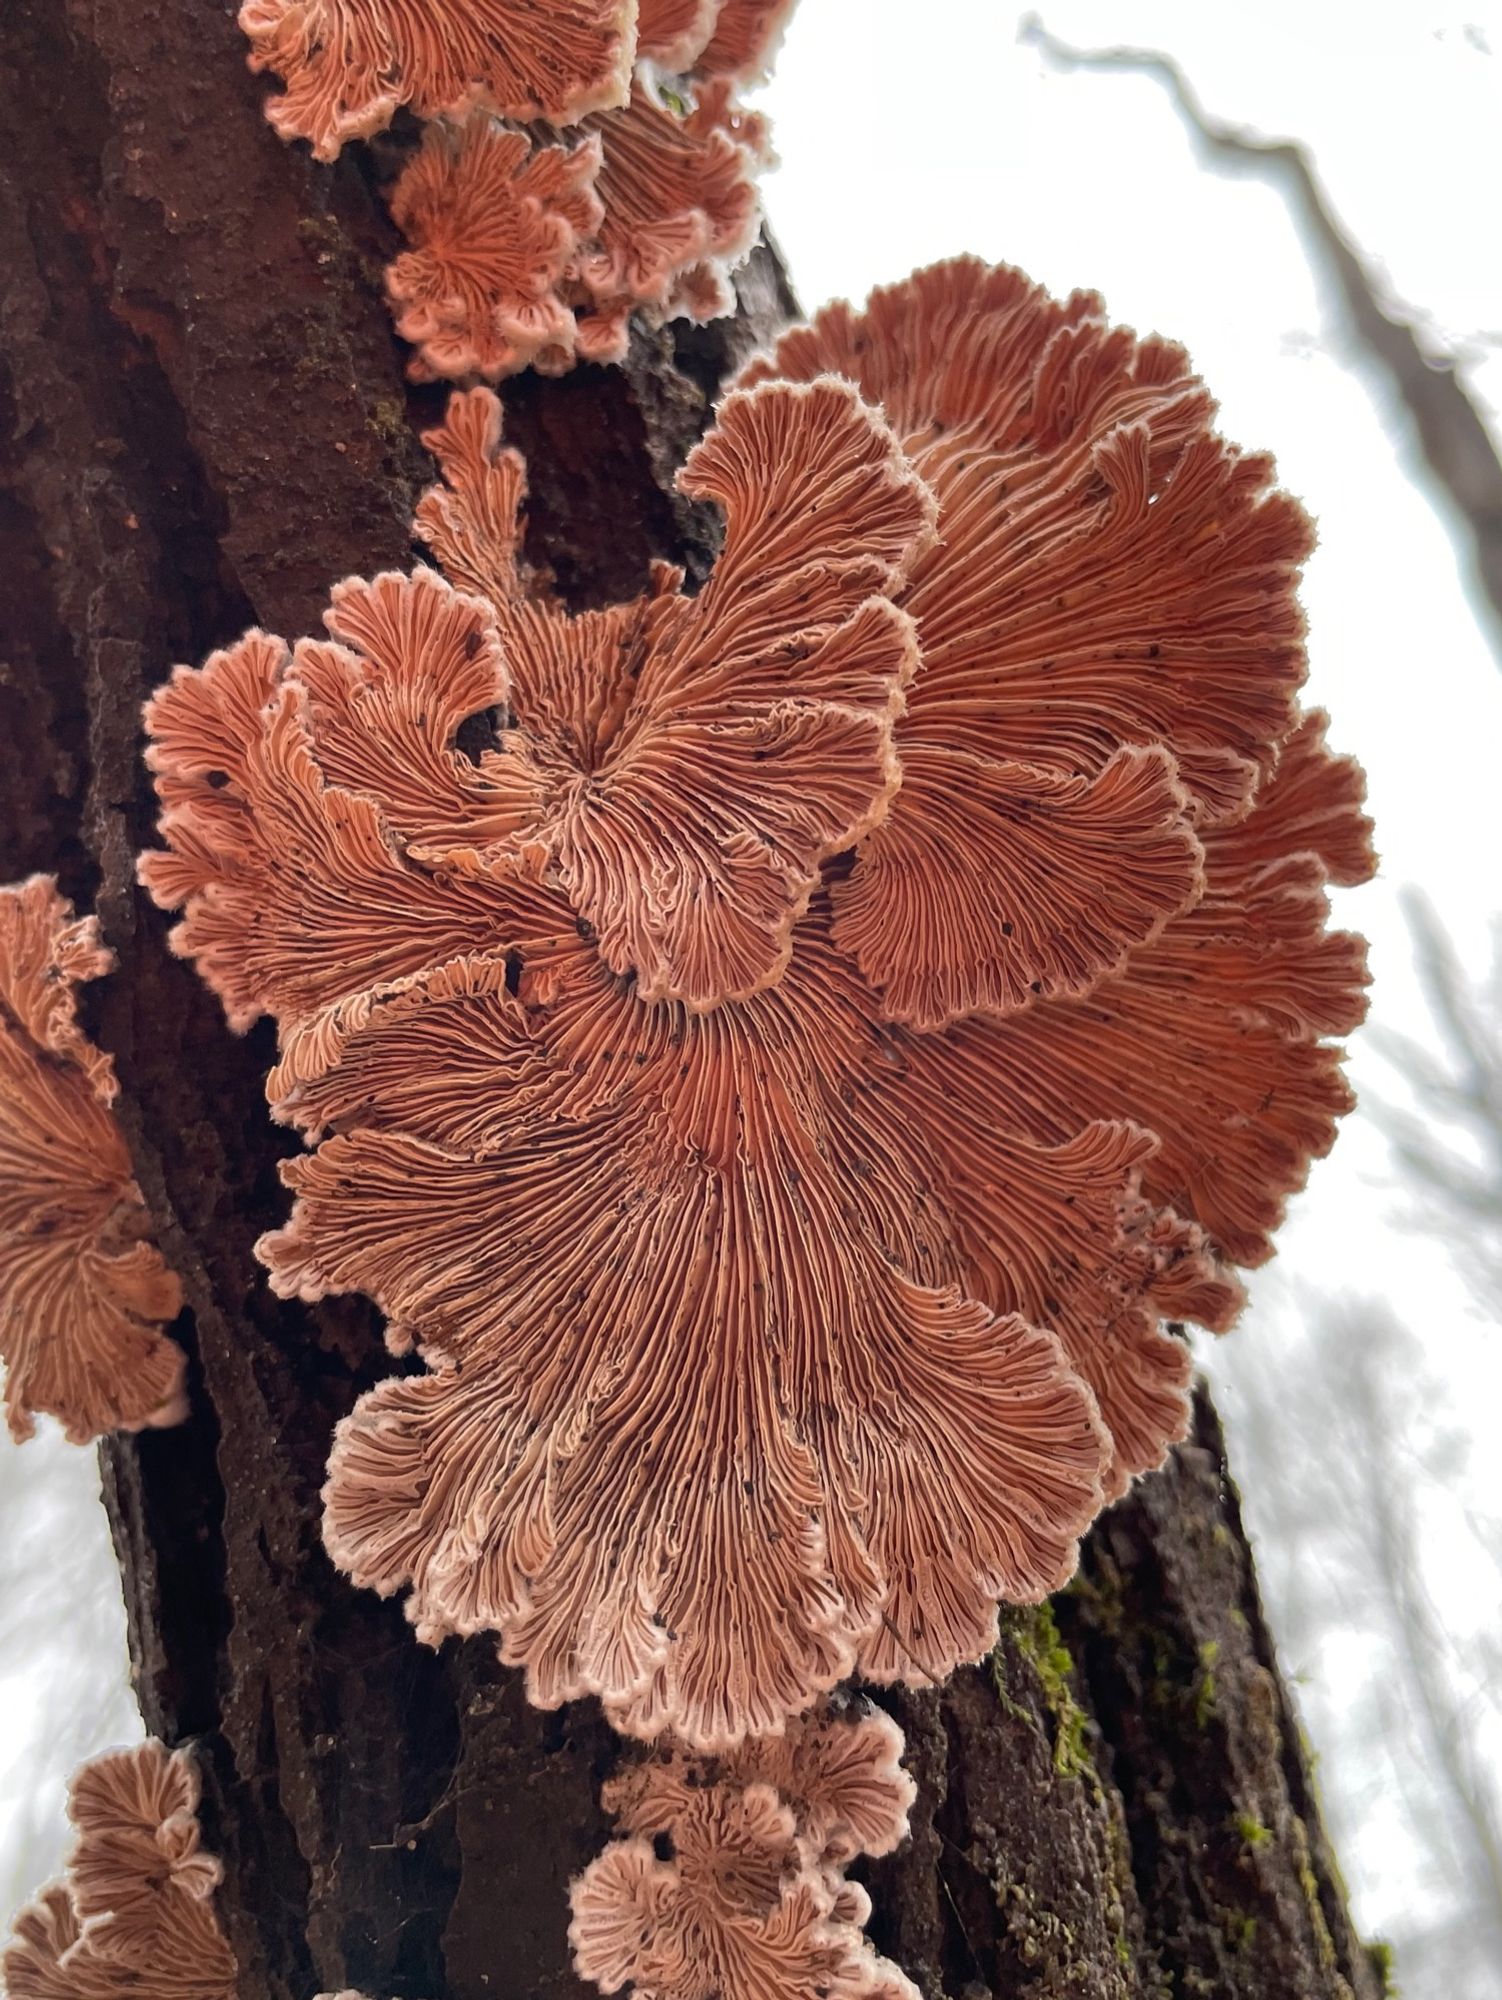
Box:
[1194,1640,1220,1728]
[1367,1937,1398,1994]
[996,1602,1093,1781]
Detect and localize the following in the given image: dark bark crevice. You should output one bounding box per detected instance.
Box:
[1,7,1384,1996]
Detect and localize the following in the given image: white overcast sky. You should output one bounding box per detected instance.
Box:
[3,0,1500,1966]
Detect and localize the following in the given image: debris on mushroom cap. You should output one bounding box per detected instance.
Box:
[571,1702,918,2000]
[387,117,605,383]
[1,1742,235,2000]
[0,878,187,1445]
[381,68,770,383]
[140,258,1371,1744]
[238,0,636,160]
[738,256,1328,1032]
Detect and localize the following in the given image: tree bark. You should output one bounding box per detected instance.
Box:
[0,6,1387,1998]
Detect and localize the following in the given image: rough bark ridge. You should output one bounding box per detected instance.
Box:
[0,6,1384,1997]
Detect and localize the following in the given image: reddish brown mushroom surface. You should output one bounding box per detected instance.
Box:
[566,70,768,367]
[1,1742,235,2000]
[381,66,770,382]
[386,117,606,383]
[571,1701,916,2000]
[636,0,723,70]
[636,0,792,77]
[238,0,636,160]
[693,0,797,80]
[140,259,1372,1750]
[0,877,186,1445]
[242,0,784,377]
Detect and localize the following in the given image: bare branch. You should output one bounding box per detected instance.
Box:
[1021,13,1502,663]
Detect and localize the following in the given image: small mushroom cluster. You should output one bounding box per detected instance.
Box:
[138,257,1374,1779]
[0,877,185,1446]
[239,0,791,378]
[571,1701,916,2000]
[2,1741,235,2000]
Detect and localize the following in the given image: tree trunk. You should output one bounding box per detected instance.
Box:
[0,6,1388,1998]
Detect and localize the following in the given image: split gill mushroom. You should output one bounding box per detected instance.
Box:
[1,1741,235,2000]
[237,0,638,160]
[0,877,186,1446]
[241,0,788,380]
[138,258,1373,1753]
[571,1700,918,2000]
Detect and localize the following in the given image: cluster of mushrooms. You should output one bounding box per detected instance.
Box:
[0,3,1373,1998]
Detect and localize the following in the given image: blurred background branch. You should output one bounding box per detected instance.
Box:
[1021,12,1502,664]
[1369,892,1502,1310]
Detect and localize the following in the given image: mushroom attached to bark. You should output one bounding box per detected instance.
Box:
[387,118,605,382]
[567,70,768,367]
[0,878,186,1444]
[238,0,636,159]
[1,1741,235,2000]
[381,67,769,382]
[571,1701,918,2000]
[141,259,1371,1745]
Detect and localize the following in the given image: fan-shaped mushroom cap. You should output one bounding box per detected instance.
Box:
[635,0,796,79]
[138,576,553,1034]
[417,376,937,1010]
[696,0,797,81]
[636,0,722,70]
[572,1703,918,2000]
[873,707,1370,1497]
[382,68,768,383]
[739,257,1322,1031]
[68,1745,222,1964]
[238,0,636,160]
[572,72,767,350]
[149,382,933,1021]
[144,381,1137,1748]
[0,878,186,1444]
[388,117,605,383]
[604,1701,915,1870]
[271,916,1112,1743]
[1,1743,234,2000]
[141,263,1371,1744]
